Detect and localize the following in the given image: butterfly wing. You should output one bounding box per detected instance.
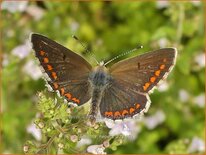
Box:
[100,48,177,120]
[31,33,92,105]
[100,78,151,120]
[109,48,177,93]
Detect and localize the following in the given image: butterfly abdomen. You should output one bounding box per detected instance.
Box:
[88,66,111,123]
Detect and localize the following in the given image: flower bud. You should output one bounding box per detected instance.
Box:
[70,135,78,142]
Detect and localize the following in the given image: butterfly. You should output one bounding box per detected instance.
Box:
[31,33,177,123]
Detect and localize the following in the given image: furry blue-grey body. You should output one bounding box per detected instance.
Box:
[88,66,111,122]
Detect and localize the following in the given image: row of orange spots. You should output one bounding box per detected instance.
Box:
[40,50,58,80]
[39,50,80,104]
[143,59,167,91]
[105,103,141,118]
[59,87,80,104]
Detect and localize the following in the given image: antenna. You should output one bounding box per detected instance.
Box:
[104,45,143,66]
[72,35,99,65]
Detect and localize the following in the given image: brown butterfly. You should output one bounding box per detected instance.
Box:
[31,33,177,123]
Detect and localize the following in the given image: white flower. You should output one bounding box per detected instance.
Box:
[12,42,31,59]
[87,144,106,154]
[77,137,92,147]
[158,38,168,48]
[27,123,42,141]
[156,1,169,9]
[179,89,190,103]
[194,53,205,68]
[157,81,169,92]
[105,120,141,140]
[26,5,45,21]
[23,60,42,80]
[188,137,205,153]
[144,110,165,130]
[23,145,29,153]
[2,1,28,13]
[194,94,205,108]
[70,21,79,32]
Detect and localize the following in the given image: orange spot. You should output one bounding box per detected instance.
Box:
[72,98,80,104]
[43,58,49,63]
[155,70,161,76]
[136,104,140,109]
[114,111,121,117]
[129,108,135,114]
[160,64,165,70]
[150,76,156,83]
[52,72,57,80]
[122,110,129,116]
[40,50,45,56]
[76,99,80,104]
[53,83,58,89]
[143,82,150,91]
[47,65,53,71]
[60,88,65,95]
[65,93,71,100]
[163,58,167,62]
[105,111,113,117]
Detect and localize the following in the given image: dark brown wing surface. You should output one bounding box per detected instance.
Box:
[31,33,92,105]
[100,78,151,120]
[109,48,177,93]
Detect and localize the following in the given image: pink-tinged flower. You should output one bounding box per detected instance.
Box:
[105,120,141,140]
[87,144,106,154]
[190,0,201,6]
[194,53,205,68]
[156,0,169,9]
[23,60,42,80]
[1,1,28,13]
[77,137,92,147]
[27,123,42,141]
[144,110,165,130]
[194,94,205,108]
[188,137,205,153]
[157,81,169,92]
[12,42,31,59]
[179,89,190,103]
[26,5,45,21]
[70,135,78,142]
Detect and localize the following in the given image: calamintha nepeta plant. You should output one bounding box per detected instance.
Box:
[24,92,130,154]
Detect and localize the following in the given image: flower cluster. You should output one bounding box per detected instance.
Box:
[24,92,127,154]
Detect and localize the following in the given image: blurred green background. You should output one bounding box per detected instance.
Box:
[1,1,205,154]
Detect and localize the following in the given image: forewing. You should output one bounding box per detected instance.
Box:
[100,79,151,120]
[109,48,177,93]
[31,33,92,105]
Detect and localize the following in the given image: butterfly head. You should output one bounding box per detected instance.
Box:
[99,61,105,66]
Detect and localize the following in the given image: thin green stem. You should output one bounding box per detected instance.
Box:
[175,4,185,48]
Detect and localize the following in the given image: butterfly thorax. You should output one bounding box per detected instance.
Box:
[89,65,111,89]
[88,65,111,124]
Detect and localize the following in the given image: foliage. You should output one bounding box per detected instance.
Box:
[1,1,205,154]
